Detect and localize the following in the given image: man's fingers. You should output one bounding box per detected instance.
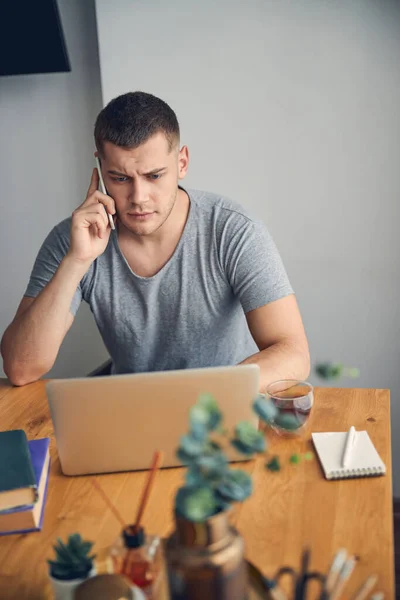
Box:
[81,190,116,216]
[87,168,99,197]
[72,206,109,233]
[94,223,104,239]
[85,213,108,239]
[98,194,116,216]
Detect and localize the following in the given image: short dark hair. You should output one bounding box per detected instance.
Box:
[94,91,180,155]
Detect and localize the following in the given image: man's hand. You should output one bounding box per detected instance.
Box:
[67,168,116,264]
[1,169,117,386]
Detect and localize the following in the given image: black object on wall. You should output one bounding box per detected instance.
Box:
[0,0,71,77]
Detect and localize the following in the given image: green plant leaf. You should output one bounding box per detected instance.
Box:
[196,452,228,479]
[253,395,278,424]
[189,421,208,442]
[289,454,301,464]
[190,404,209,424]
[274,412,300,431]
[177,447,196,465]
[185,451,228,486]
[343,367,360,378]
[185,466,207,487]
[178,434,206,458]
[231,439,257,456]
[69,534,85,557]
[189,406,209,442]
[175,486,219,522]
[49,562,92,581]
[197,393,222,431]
[197,393,218,411]
[315,362,343,380]
[80,541,94,556]
[266,456,281,472]
[53,539,73,563]
[216,470,252,502]
[232,421,266,454]
[208,440,222,452]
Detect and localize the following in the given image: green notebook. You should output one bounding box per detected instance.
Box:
[0,430,38,511]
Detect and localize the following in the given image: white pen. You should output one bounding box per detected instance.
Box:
[95,156,115,230]
[325,548,347,593]
[342,425,356,468]
[352,574,378,600]
[330,556,357,600]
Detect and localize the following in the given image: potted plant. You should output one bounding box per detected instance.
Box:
[165,392,284,600]
[165,365,359,599]
[48,533,96,600]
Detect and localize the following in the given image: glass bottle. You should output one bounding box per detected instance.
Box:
[110,525,162,599]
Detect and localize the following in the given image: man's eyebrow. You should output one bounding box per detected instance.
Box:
[107,167,167,177]
[108,170,129,176]
[143,167,167,176]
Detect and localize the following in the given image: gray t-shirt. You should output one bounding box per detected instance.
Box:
[25,188,293,374]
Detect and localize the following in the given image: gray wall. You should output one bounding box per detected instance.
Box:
[0,0,108,378]
[95,0,400,491]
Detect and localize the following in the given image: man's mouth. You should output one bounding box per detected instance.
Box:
[127,211,154,220]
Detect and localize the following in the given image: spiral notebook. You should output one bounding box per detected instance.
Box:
[312,430,386,480]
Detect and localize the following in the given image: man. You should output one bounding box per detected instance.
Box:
[1,91,309,388]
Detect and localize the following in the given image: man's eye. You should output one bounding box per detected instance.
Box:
[111,176,129,183]
[148,173,162,180]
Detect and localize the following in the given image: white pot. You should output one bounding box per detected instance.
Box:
[49,567,96,600]
[131,586,146,600]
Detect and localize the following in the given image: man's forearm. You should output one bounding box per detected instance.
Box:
[240,339,310,392]
[1,256,90,385]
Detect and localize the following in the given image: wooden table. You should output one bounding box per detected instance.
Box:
[0,381,394,599]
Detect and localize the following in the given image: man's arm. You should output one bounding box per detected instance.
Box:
[1,168,116,386]
[240,294,310,391]
[1,257,88,386]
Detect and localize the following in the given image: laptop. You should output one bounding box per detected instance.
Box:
[46,364,260,476]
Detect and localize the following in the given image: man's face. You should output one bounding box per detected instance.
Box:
[99,133,189,237]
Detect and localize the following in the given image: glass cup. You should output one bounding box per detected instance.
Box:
[265,379,314,435]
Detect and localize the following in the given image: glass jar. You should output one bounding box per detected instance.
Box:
[110,525,162,599]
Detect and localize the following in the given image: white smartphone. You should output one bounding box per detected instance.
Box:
[95,156,115,230]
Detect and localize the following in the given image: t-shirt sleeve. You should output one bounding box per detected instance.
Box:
[221,216,293,313]
[24,219,82,316]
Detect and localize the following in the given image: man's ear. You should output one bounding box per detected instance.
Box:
[178,145,189,180]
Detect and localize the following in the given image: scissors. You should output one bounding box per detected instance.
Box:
[250,549,326,599]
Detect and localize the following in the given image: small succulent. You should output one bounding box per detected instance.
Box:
[315,362,360,381]
[48,533,96,581]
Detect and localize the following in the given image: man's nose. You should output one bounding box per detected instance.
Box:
[128,178,149,206]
